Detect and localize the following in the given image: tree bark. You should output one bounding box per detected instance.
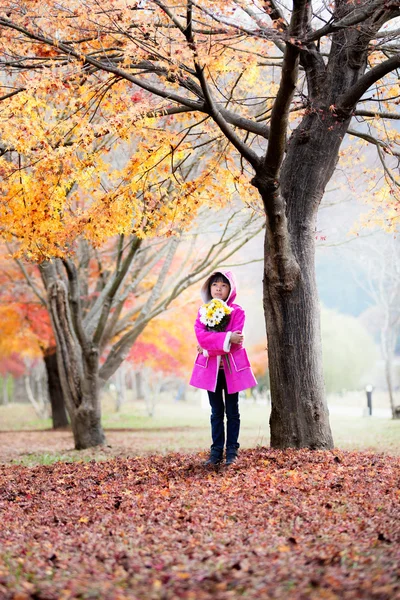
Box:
[254,110,351,449]
[40,261,105,449]
[43,347,69,429]
[262,228,332,448]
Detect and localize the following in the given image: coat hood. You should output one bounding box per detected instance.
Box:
[200,270,237,306]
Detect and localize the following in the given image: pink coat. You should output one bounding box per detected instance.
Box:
[189,270,257,394]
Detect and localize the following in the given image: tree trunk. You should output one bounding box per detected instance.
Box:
[255,112,351,449]
[115,364,126,411]
[73,402,105,449]
[41,261,105,449]
[24,374,45,418]
[384,359,397,419]
[135,370,144,400]
[2,375,9,406]
[262,227,332,448]
[43,347,69,429]
[381,326,399,420]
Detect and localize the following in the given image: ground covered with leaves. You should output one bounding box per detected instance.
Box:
[0,448,399,600]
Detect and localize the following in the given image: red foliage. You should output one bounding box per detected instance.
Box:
[0,354,25,377]
[0,448,398,599]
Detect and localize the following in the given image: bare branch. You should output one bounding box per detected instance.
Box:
[146,104,270,138]
[354,109,400,120]
[99,236,180,381]
[13,257,47,307]
[306,0,395,43]
[262,0,308,176]
[337,54,400,114]
[347,128,400,157]
[0,87,26,102]
[92,236,141,346]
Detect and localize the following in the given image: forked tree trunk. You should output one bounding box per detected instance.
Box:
[43,347,69,429]
[41,262,105,449]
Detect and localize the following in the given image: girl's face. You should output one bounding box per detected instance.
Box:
[210,279,230,301]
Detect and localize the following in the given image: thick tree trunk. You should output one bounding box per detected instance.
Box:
[43,347,69,429]
[73,402,105,449]
[255,112,351,449]
[262,227,332,448]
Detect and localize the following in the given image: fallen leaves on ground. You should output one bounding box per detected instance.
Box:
[0,448,399,600]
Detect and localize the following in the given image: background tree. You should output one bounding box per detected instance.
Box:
[0,57,263,447]
[2,208,262,448]
[1,0,399,448]
[0,254,69,424]
[321,307,377,395]
[353,235,400,418]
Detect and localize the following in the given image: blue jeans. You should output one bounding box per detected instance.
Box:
[207,369,240,452]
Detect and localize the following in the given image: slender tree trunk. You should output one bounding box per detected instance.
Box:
[43,347,69,429]
[384,359,397,419]
[115,364,126,411]
[381,325,399,420]
[2,375,9,406]
[135,370,144,400]
[24,374,45,418]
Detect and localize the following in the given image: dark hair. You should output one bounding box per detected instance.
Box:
[208,273,230,292]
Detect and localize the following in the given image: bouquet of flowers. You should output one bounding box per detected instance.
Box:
[199,299,233,332]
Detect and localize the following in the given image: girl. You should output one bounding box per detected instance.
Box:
[190,270,257,465]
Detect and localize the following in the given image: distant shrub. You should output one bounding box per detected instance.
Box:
[321,307,377,394]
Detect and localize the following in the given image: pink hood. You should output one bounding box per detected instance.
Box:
[200,270,237,306]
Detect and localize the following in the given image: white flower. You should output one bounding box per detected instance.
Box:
[199,299,234,329]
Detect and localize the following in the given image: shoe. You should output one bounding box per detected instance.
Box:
[226,447,238,465]
[204,449,223,465]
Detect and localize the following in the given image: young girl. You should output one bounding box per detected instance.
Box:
[190,270,257,465]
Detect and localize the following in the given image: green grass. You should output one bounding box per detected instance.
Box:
[0,402,52,431]
[330,415,400,454]
[13,453,82,467]
[1,390,399,468]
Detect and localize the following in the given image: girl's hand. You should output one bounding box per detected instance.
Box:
[231,331,244,345]
[197,344,203,353]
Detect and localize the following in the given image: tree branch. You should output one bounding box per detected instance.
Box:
[347,128,400,157]
[337,54,400,114]
[376,143,400,187]
[146,104,270,138]
[192,1,285,47]
[375,26,400,39]
[0,16,205,111]
[13,257,47,307]
[354,109,400,120]
[92,236,141,346]
[0,87,26,102]
[262,0,307,176]
[99,236,179,381]
[306,0,393,43]
[192,63,260,167]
